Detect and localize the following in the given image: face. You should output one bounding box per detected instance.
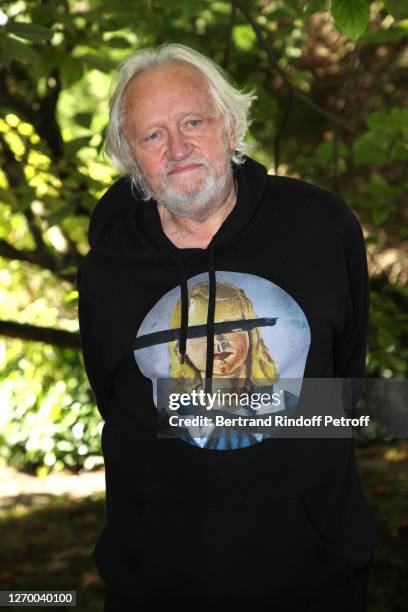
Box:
[121,61,236,217]
[186,331,249,377]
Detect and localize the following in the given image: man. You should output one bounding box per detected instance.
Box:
[77,43,378,611]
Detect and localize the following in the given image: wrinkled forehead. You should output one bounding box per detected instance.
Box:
[122,60,217,118]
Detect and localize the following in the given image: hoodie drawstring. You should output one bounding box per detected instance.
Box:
[205,244,216,394]
[171,251,189,364]
[170,244,217,392]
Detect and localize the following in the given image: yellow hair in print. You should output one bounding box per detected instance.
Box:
[168,281,278,393]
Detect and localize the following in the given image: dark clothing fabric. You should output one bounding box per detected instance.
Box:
[104,560,371,611]
[77,156,378,610]
[308,560,370,612]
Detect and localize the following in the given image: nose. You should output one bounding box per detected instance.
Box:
[215,335,230,352]
[167,127,193,161]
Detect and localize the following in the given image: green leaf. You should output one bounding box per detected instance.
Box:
[211,2,231,16]
[389,108,408,129]
[0,35,37,66]
[48,204,75,226]
[11,185,37,212]
[383,0,408,21]
[391,141,408,161]
[79,53,117,72]
[353,133,390,164]
[291,70,314,87]
[372,206,391,225]
[315,140,349,163]
[280,0,303,15]
[359,26,408,44]
[6,21,53,42]
[96,126,107,155]
[268,9,290,20]
[64,290,79,305]
[0,187,18,206]
[233,24,257,52]
[352,108,408,164]
[331,0,370,41]
[64,136,93,156]
[362,181,397,200]
[74,112,94,129]
[154,0,208,17]
[365,234,379,245]
[303,0,328,17]
[367,111,395,133]
[60,56,85,89]
[104,36,131,48]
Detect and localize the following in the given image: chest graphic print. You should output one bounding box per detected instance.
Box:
[134,271,311,450]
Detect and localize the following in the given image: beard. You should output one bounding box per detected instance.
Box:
[136,148,235,219]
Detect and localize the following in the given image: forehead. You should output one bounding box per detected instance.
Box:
[122,61,217,126]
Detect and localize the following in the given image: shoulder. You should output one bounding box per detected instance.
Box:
[90,176,133,223]
[265,174,362,236]
[96,176,133,206]
[88,177,135,248]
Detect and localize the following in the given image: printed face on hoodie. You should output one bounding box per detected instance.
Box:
[186,331,250,377]
[121,60,236,217]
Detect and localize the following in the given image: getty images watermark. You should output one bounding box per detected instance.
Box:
[167,389,369,428]
[155,377,408,440]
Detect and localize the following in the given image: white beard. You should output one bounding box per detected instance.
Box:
[157,166,232,218]
[136,145,234,218]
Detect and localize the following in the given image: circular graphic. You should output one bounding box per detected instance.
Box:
[134,271,311,450]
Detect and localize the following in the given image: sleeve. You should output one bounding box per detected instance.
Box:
[77,265,114,420]
[333,208,369,416]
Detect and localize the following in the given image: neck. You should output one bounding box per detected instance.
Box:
[157,174,237,249]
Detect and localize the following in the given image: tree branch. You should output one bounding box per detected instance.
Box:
[274,87,293,174]
[0,319,80,349]
[37,67,64,159]
[0,137,47,263]
[0,239,40,265]
[0,239,79,284]
[24,206,56,268]
[222,2,238,70]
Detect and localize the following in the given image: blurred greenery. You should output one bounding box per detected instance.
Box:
[0,0,407,474]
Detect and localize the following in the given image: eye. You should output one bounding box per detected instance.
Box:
[142,130,162,143]
[187,119,203,128]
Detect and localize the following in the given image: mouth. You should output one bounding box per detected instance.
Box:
[168,163,203,175]
[214,351,233,361]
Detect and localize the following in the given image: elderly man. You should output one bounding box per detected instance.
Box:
[77,44,378,611]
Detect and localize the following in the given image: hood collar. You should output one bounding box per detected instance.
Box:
[87,156,269,255]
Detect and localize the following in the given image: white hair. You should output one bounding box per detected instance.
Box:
[105,43,257,199]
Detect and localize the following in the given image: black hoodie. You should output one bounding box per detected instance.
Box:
[77,157,378,610]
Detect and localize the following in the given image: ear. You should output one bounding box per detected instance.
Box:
[228,129,237,152]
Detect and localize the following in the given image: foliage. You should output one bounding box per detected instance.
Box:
[0,0,407,472]
[331,0,371,41]
[0,340,103,474]
[367,283,408,377]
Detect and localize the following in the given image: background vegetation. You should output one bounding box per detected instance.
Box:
[0,1,407,608]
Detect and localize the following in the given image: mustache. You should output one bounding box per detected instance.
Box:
[163,158,212,177]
